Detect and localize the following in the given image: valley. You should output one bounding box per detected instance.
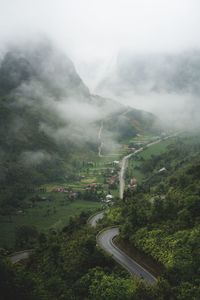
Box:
[1,40,200,300]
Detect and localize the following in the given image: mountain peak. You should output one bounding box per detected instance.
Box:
[0,39,90,99]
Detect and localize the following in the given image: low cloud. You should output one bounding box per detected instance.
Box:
[1,40,123,157]
[95,51,200,131]
[21,150,51,166]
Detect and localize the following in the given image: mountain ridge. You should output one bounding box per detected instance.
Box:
[0,40,159,210]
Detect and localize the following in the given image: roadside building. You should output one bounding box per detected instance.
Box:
[158,167,167,173]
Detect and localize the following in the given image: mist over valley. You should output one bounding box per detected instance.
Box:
[1,1,200,299]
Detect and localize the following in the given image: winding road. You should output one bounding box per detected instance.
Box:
[88,211,104,227]
[9,250,32,264]
[97,227,156,284]
[90,133,178,283]
[88,211,157,284]
[10,128,176,282]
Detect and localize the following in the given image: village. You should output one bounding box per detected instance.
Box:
[48,159,122,207]
[20,133,165,213]
[33,133,165,209]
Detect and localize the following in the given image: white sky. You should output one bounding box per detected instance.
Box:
[1,0,200,92]
[1,0,200,59]
[0,0,200,125]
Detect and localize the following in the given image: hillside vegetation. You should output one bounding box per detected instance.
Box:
[0,40,158,219]
[119,134,200,299]
[1,134,200,299]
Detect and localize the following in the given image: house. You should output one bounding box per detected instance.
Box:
[106,194,113,201]
[105,199,112,204]
[130,177,137,186]
[103,194,114,206]
[51,187,69,193]
[129,147,136,152]
[128,184,137,191]
[69,192,77,199]
[158,167,167,173]
[108,175,118,189]
[85,183,98,191]
[87,161,94,166]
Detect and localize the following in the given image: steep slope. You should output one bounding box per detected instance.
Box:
[119,135,200,298]
[0,40,93,209]
[0,40,158,211]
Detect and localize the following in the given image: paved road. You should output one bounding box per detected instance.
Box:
[88,211,104,227]
[119,134,177,200]
[119,148,143,199]
[97,227,157,285]
[9,250,32,264]
[88,212,157,284]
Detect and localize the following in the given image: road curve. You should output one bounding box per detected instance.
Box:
[9,250,32,264]
[97,227,157,285]
[88,211,104,227]
[88,212,157,284]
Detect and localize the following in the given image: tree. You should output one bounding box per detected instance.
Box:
[15,225,39,249]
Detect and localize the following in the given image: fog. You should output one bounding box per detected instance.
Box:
[1,0,200,128]
[1,0,200,59]
[0,40,122,158]
[21,150,51,166]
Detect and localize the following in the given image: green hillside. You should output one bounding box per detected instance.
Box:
[0,41,158,218]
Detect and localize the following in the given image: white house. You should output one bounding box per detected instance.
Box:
[158,167,167,173]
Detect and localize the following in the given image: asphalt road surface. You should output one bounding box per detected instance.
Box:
[88,211,104,227]
[9,250,32,264]
[119,134,177,200]
[97,227,157,285]
[119,148,143,199]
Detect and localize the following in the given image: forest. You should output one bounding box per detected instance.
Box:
[1,134,200,299]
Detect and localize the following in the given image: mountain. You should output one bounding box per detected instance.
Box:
[0,41,90,98]
[0,39,158,211]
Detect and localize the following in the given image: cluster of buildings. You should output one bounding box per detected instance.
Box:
[107,175,118,189]
[103,160,120,189]
[85,183,101,192]
[128,177,137,190]
[51,187,77,199]
[101,194,114,206]
[51,187,69,193]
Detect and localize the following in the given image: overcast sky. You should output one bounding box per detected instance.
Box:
[1,0,200,58]
[1,0,200,95]
[1,0,200,126]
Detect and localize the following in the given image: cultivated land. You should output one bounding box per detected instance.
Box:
[127,138,175,182]
[0,197,101,248]
[0,133,175,249]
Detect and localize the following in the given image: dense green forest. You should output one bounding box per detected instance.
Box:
[0,43,158,220]
[1,40,199,300]
[0,213,172,300]
[1,134,200,299]
[120,135,200,299]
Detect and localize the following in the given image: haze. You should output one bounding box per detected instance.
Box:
[1,0,200,125]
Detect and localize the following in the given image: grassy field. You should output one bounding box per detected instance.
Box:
[127,138,176,183]
[0,145,124,249]
[140,139,173,159]
[0,133,173,249]
[123,133,157,144]
[0,196,101,248]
